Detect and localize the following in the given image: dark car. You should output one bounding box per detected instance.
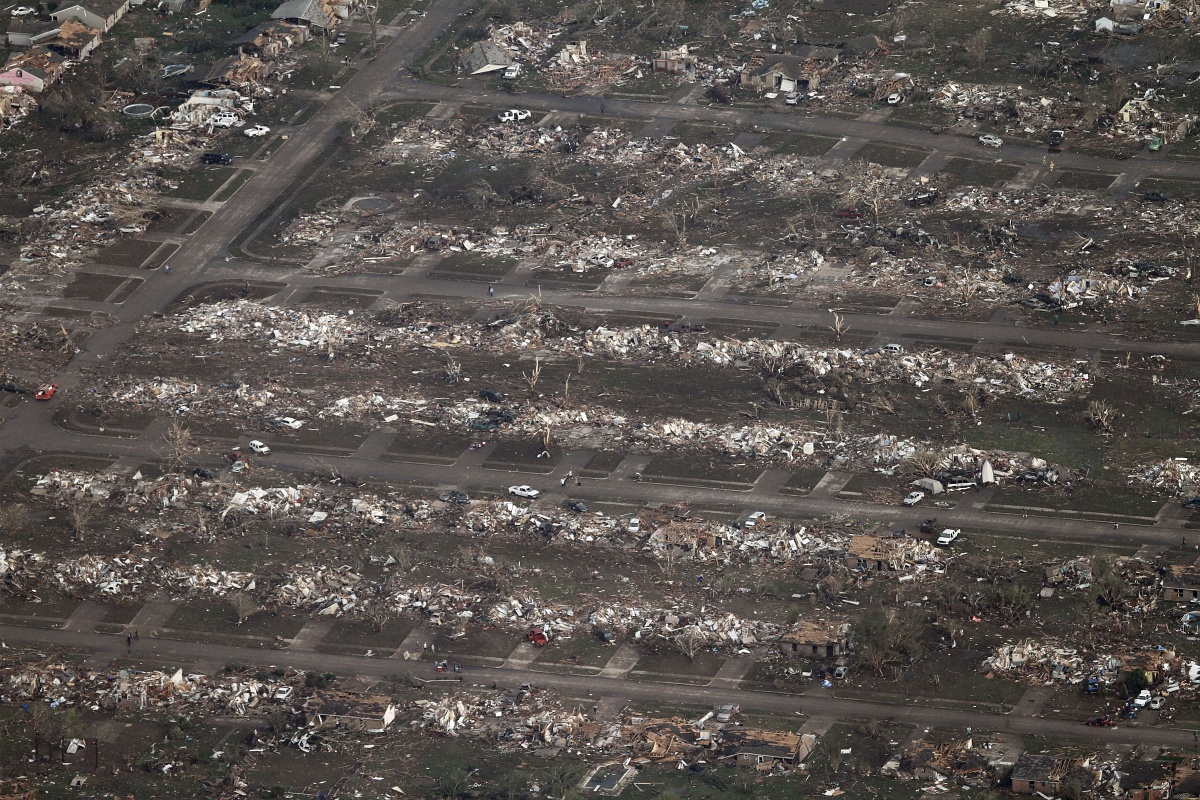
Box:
[1085,715,1116,727]
[201,152,233,165]
[439,490,469,504]
[1143,191,1169,203]
[568,500,588,513]
[1048,129,1065,147]
[919,517,937,534]
[479,389,506,403]
[193,468,216,479]
[908,189,939,207]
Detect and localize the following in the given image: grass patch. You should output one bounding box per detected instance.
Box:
[165,599,306,639]
[94,238,161,268]
[1137,177,1200,199]
[213,169,253,202]
[853,142,930,168]
[632,647,725,678]
[944,157,1021,186]
[986,485,1163,520]
[782,468,828,495]
[643,453,762,486]
[64,272,125,301]
[1055,170,1118,191]
[580,450,626,477]
[166,166,239,201]
[764,132,840,157]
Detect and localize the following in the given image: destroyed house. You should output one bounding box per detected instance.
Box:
[739,51,834,93]
[0,48,67,92]
[203,54,272,86]
[652,44,696,74]
[306,691,397,731]
[1163,565,1200,602]
[1119,760,1173,800]
[48,20,102,59]
[460,40,513,75]
[901,739,993,783]
[51,0,128,32]
[1010,754,1076,795]
[845,533,912,572]
[6,20,62,48]
[778,620,848,659]
[629,718,705,759]
[721,729,815,769]
[230,20,309,57]
[271,0,340,30]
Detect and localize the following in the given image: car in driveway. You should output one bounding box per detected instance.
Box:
[902,491,925,507]
[1085,715,1115,727]
[439,490,469,504]
[887,92,903,105]
[568,500,588,513]
[508,485,539,499]
[978,134,1004,148]
[247,440,271,455]
[715,704,739,722]
[201,152,233,165]
[35,383,57,401]
[1133,689,1152,707]
[627,518,641,534]
[936,528,961,545]
[1149,696,1167,710]
[274,686,293,701]
[744,511,766,528]
[244,124,271,137]
[10,6,35,15]
[209,113,239,128]
[497,109,532,122]
[502,63,521,80]
[785,92,800,105]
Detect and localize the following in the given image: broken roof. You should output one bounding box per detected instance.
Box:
[1166,564,1200,588]
[461,41,513,74]
[271,0,331,28]
[779,619,847,645]
[1011,753,1075,783]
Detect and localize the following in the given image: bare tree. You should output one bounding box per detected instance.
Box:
[361,1,381,53]
[163,418,196,472]
[443,356,463,384]
[965,28,992,69]
[229,592,261,626]
[961,391,981,419]
[901,448,942,478]
[523,356,543,395]
[0,502,30,536]
[674,625,706,662]
[366,604,390,634]
[66,497,98,541]
[829,313,849,343]
[1086,399,1118,432]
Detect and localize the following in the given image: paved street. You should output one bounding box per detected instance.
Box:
[0,621,1189,749]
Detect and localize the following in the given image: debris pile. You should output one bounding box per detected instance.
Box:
[1130,459,1200,496]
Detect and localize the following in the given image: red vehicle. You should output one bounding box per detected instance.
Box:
[834,207,865,219]
[525,627,549,647]
[1085,715,1116,727]
[34,383,57,401]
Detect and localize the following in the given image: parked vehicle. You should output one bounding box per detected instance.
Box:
[1143,191,1169,202]
[201,152,233,165]
[568,500,588,513]
[438,490,469,504]
[887,92,903,104]
[1149,136,1163,152]
[883,343,905,354]
[1085,715,1115,727]
[479,389,506,402]
[34,383,57,401]
[508,485,539,498]
[497,109,532,122]
[209,113,239,128]
[785,92,800,105]
[902,491,925,506]
[502,63,521,80]
[248,440,271,455]
[715,704,739,722]
[744,511,766,528]
[1133,689,1152,707]
[526,627,549,646]
[244,124,271,137]
[1048,129,1065,147]
[1149,696,1167,710]
[1086,676,1100,694]
[919,517,937,534]
[908,189,939,206]
[834,207,864,219]
[274,686,293,701]
[936,528,961,545]
[627,518,641,534]
[978,134,1004,148]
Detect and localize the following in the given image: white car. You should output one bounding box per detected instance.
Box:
[276,417,305,430]
[902,491,925,507]
[978,134,1004,148]
[248,439,271,455]
[627,518,641,534]
[274,686,293,701]
[936,528,961,545]
[502,64,521,80]
[209,114,239,128]
[744,511,766,528]
[1133,689,1152,707]
[497,109,531,123]
[508,485,539,499]
[10,6,34,15]
[1149,696,1166,710]
[244,124,271,137]
[785,92,799,105]
[887,92,902,105]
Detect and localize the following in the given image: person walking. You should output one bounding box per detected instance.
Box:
[488,285,494,297]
